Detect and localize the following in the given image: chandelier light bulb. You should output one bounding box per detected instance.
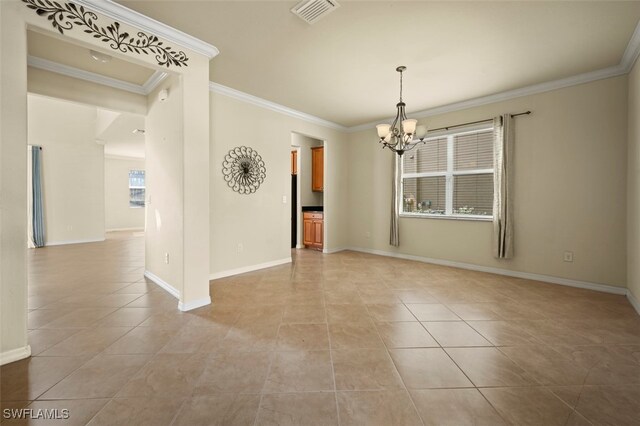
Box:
[377,124,391,138]
[402,119,417,134]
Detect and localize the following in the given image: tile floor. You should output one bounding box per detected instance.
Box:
[2,232,640,425]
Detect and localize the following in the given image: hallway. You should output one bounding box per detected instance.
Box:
[1,233,640,425]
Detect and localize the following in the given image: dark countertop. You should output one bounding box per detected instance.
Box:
[302,206,323,212]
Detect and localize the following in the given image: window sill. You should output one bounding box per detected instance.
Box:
[399,213,492,222]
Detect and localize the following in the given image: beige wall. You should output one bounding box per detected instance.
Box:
[28,95,105,245]
[209,92,349,276]
[105,157,145,231]
[348,76,628,288]
[628,60,640,303]
[1,0,29,360]
[145,75,184,294]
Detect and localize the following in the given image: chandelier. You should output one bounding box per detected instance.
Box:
[376,66,428,156]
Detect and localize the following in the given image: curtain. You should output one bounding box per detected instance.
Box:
[390,153,400,247]
[31,146,45,248]
[27,147,35,248]
[492,115,514,259]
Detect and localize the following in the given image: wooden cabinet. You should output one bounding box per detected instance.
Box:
[291,150,297,175]
[303,211,323,250]
[311,146,323,192]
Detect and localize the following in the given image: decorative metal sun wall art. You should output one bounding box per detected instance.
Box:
[222,146,267,194]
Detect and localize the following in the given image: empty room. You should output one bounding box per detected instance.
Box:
[1,0,640,424]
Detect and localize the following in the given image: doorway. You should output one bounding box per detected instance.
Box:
[291,133,324,251]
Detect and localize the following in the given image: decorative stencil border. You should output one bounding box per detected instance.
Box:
[23,0,189,68]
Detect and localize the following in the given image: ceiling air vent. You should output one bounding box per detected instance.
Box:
[291,0,340,25]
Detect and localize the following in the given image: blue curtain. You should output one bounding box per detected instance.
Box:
[32,146,45,248]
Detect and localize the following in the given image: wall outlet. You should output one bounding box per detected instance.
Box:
[67,225,73,231]
[237,243,243,253]
[365,231,371,239]
[164,253,169,264]
[563,251,574,262]
[282,195,287,204]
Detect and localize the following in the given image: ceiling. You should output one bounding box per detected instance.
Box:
[113,1,640,127]
[27,29,156,86]
[99,112,146,159]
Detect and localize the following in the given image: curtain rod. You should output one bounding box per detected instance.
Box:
[428,110,531,133]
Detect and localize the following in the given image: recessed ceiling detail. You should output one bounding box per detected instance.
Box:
[291,0,340,25]
[23,0,189,67]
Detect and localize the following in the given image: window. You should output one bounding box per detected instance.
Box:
[401,126,494,219]
[128,170,145,208]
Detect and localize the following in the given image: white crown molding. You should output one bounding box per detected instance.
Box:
[209,257,292,280]
[348,64,627,133]
[29,55,167,96]
[209,82,347,131]
[104,153,145,161]
[144,270,180,299]
[178,296,211,312]
[28,55,147,95]
[72,0,219,59]
[622,20,640,73]
[0,345,31,366]
[142,70,168,94]
[346,246,628,296]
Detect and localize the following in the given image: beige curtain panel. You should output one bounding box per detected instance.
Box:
[493,114,515,259]
[390,154,400,247]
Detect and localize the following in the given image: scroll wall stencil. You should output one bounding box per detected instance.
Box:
[222,146,267,194]
[23,0,189,67]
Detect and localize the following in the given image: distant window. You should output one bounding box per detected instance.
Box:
[129,170,145,208]
[401,126,494,218]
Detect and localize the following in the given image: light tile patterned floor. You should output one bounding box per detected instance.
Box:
[2,232,640,425]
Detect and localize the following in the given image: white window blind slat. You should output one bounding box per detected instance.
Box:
[400,128,494,217]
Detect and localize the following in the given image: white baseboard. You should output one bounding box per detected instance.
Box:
[628,290,640,315]
[144,270,180,299]
[0,345,31,366]
[346,246,628,296]
[45,237,105,246]
[323,247,347,254]
[209,257,292,280]
[296,244,304,249]
[106,227,144,232]
[178,296,211,312]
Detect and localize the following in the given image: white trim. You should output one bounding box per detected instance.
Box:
[0,345,31,366]
[209,82,347,131]
[28,55,147,95]
[106,227,144,232]
[178,296,211,312]
[209,257,292,280]
[323,247,347,254]
[348,65,627,133]
[627,290,640,316]
[144,270,180,299]
[142,70,168,94]
[104,153,145,161]
[28,55,167,96]
[621,20,640,72]
[72,0,219,59]
[346,247,628,296]
[44,237,105,246]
